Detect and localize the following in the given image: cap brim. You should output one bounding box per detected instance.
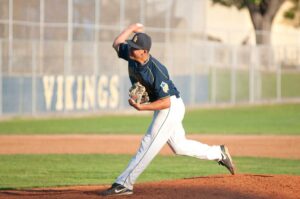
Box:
[126,40,143,50]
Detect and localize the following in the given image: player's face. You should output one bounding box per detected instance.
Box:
[129,48,145,61]
[130,48,149,63]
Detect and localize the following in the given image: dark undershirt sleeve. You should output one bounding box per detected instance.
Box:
[118,43,129,61]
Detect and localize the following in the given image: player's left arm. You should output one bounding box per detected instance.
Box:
[128,97,170,111]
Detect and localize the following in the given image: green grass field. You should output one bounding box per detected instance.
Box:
[0,154,299,189]
[0,103,299,135]
[0,103,299,189]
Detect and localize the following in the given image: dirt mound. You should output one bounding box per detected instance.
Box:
[1,174,299,199]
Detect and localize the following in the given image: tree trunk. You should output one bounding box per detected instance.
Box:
[254,16,273,45]
[246,0,285,45]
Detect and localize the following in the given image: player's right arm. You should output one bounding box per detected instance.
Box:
[112,23,144,53]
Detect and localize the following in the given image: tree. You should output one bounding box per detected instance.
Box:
[211,0,287,45]
[284,0,300,28]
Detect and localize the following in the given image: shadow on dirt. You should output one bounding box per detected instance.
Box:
[0,174,298,199]
[0,187,269,199]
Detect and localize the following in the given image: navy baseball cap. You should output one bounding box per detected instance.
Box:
[127,33,152,52]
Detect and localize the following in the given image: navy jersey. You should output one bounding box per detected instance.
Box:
[118,43,180,102]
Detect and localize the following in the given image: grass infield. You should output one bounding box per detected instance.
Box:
[0,154,299,189]
[0,103,299,135]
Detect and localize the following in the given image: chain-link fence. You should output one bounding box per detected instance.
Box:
[0,0,300,116]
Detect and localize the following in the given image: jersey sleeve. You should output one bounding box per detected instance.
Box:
[118,43,129,61]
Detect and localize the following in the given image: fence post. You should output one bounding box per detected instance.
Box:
[211,64,216,104]
[8,0,13,75]
[63,42,70,113]
[93,43,99,113]
[231,46,237,104]
[210,44,216,104]
[249,46,256,103]
[189,33,195,105]
[94,0,100,113]
[276,60,282,102]
[0,40,2,115]
[32,41,37,115]
[40,0,45,74]
[140,0,145,24]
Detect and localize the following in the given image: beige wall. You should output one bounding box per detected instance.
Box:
[205,1,253,44]
[204,1,300,45]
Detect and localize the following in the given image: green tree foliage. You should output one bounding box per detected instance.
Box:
[283,0,300,27]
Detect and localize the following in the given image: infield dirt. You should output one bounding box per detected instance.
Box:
[0,174,299,199]
[1,135,299,159]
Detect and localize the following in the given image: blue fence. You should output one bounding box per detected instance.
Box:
[0,74,210,115]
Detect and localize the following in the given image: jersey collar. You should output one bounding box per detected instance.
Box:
[136,55,151,69]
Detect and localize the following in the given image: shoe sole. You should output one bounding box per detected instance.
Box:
[223,146,235,175]
[116,191,133,196]
[103,191,133,197]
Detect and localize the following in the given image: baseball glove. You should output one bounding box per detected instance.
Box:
[129,82,149,104]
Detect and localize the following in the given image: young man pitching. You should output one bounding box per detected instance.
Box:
[101,23,235,196]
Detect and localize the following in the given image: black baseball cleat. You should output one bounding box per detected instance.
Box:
[218,145,235,175]
[101,183,133,196]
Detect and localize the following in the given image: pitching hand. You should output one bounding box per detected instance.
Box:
[129,23,144,33]
[128,98,142,111]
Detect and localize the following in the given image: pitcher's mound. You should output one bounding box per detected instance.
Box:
[0,174,299,199]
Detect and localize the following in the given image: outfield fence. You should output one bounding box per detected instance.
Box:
[0,39,300,116]
[0,0,300,116]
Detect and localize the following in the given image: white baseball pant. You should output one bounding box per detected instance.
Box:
[115,96,222,190]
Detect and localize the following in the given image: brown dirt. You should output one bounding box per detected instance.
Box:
[0,174,299,199]
[0,135,299,159]
[0,135,299,199]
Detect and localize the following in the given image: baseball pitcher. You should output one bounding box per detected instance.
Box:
[101,23,235,196]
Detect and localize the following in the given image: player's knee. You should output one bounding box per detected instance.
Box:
[174,150,185,156]
[170,145,186,156]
